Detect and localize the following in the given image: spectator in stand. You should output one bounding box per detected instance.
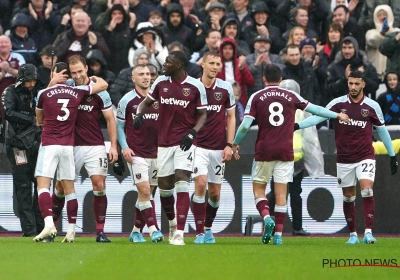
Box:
[148,9,165,30]
[359,0,400,31]
[37,44,57,86]
[326,36,379,101]
[129,0,154,25]
[177,0,206,33]
[13,0,60,53]
[287,26,307,46]
[221,17,250,56]
[282,6,319,42]
[242,2,285,55]
[102,4,132,74]
[95,0,136,33]
[282,44,321,105]
[52,4,83,42]
[129,22,168,72]
[195,0,225,18]
[300,38,319,69]
[9,13,38,65]
[365,5,400,81]
[379,30,400,76]
[377,70,400,125]
[193,2,227,52]
[216,37,254,105]
[194,29,221,64]
[332,5,365,50]
[52,11,110,63]
[86,49,116,87]
[246,35,284,95]
[109,48,150,106]
[0,35,26,118]
[70,0,104,24]
[161,3,195,52]
[167,41,202,78]
[226,0,253,31]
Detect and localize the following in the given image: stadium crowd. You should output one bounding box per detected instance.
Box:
[1,0,400,244]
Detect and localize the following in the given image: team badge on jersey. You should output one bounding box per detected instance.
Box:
[182,88,191,97]
[152,101,159,109]
[10,61,16,68]
[194,167,198,174]
[337,178,342,184]
[341,109,347,114]
[361,109,369,117]
[85,95,93,102]
[135,173,142,179]
[214,92,222,101]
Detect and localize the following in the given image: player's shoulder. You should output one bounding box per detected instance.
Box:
[185,75,205,89]
[215,78,233,91]
[153,75,170,85]
[327,95,348,107]
[120,90,139,104]
[363,96,380,108]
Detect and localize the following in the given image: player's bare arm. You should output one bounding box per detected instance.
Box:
[103,109,118,164]
[134,96,155,129]
[194,107,207,133]
[222,108,236,163]
[35,109,44,125]
[89,76,108,94]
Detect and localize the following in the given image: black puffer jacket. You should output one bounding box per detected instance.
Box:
[109,67,134,106]
[10,13,38,64]
[221,17,250,56]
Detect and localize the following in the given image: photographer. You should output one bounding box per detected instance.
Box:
[1,64,44,237]
[326,36,380,102]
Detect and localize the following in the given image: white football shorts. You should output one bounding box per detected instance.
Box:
[74,145,108,178]
[35,145,75,180]
[127,156,158,186]
[157,145,196,177]
[336,159,376,188]
[251,160,294,184]
[192,147,224,184]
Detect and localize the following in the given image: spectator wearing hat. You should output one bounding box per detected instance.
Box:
[246,35,283,94]
[129,22,168,72]
[299,38,318,68]
[102,4,133,75]
[37,44,57,87]
[9,13,38,65]
[193,1,227,52]
[221,17,251,56]
[195,0,226,18]
[242,1,285,55]
[161,3,195,52]
[282,44,321,105]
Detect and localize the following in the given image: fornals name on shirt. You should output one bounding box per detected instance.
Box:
[260,91,292,102]
[339,119,367,128]
[46,88,79,98]
[207,105,222,112]
[133,113,159,120]
[160,96,190,108]
[78,104,94,112]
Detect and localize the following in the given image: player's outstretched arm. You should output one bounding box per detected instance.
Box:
[375,125,398,175]
[232,116,253,159]
[90,76,108,94]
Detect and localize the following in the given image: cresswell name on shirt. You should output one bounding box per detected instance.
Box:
[259,91,292,102]
[339,118,367,128]
[46,88,79,98]
[160,96,190,108]
[133,113,159,120]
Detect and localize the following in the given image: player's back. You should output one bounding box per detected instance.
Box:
[245,85,308,162]
[37,84,90,146]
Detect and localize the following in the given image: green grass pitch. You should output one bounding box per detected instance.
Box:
[1,236,400,279]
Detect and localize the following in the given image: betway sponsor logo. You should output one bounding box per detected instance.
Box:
[132,113,159,121]
[160,96,190,108]
[78,104,94,112]
[207,105,222,112]
[339,119,367,128]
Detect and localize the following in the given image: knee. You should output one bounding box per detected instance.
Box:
[92,181,105,192]
[360,189,373,197]
[343,196,356,203]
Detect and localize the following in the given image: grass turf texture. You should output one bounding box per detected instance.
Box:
[1,237,400,279]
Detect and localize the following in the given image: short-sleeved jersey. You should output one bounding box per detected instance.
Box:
[327,95,384,164]
[147,73,207,147]
[74,80,112,146]
[195,78,235,150]
[117,90,159,158]
[36,84,92,146]
[245,85,309,162]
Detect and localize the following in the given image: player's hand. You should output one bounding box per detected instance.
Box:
[49,69,68,86]
[222,146,232,163]
[390,156,398,175]
[337,112,349,123]
[294,123,300,131]
[113,155,125,176]
[133,113,145,129]
[180,129,197,151]
[122,147,135,164]
[233,144,240,160]
[108,145,118,164]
